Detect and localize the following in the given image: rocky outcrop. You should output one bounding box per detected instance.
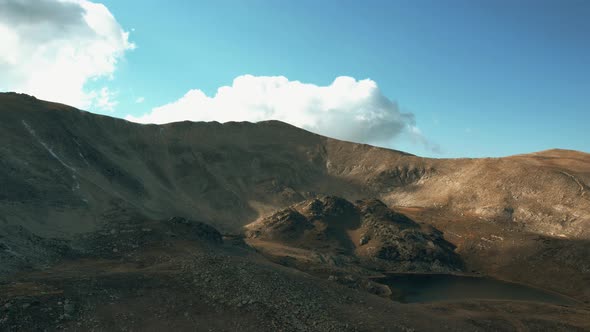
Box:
[74,217,223,259]
[165,217,223,244]
[355,200,461,271]
[245,208,312,243]
[246,196,462,273]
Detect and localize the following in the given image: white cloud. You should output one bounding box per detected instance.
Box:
[92,86,117,112]
[135,96,145,104]
[408,126,441,153]
[0,0,134,109]
[126,75,433,148]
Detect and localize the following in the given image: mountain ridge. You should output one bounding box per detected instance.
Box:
[1,92,588,237]
[1,92,590,330]
[4,92,588,158]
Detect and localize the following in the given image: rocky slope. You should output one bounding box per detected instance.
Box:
[2,213,589,331]
[1,92,590,330]
[1,92,588,239]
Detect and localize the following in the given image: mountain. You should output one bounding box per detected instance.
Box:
[1,92,589,331]
[2,92,588,235]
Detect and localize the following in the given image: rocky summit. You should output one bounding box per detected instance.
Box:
[1,93,590,331]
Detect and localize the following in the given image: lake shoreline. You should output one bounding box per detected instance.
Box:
[371,272,585,307]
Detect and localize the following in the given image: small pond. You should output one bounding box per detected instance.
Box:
[377,273,579,305]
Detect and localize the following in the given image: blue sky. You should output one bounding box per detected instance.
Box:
[2,0,589,158]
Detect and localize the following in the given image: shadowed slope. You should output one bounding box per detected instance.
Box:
[1,92,589,302]
[2,93,590,330]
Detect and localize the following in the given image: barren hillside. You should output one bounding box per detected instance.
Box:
[1,92,589,331]
[2,92,588,237]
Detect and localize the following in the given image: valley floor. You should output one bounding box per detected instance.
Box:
[1,217,589,331]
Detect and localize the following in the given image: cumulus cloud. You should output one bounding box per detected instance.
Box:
[127,75,434,148]
[0,0,134,110]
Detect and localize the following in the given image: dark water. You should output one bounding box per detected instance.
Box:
[378,273,579,305]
